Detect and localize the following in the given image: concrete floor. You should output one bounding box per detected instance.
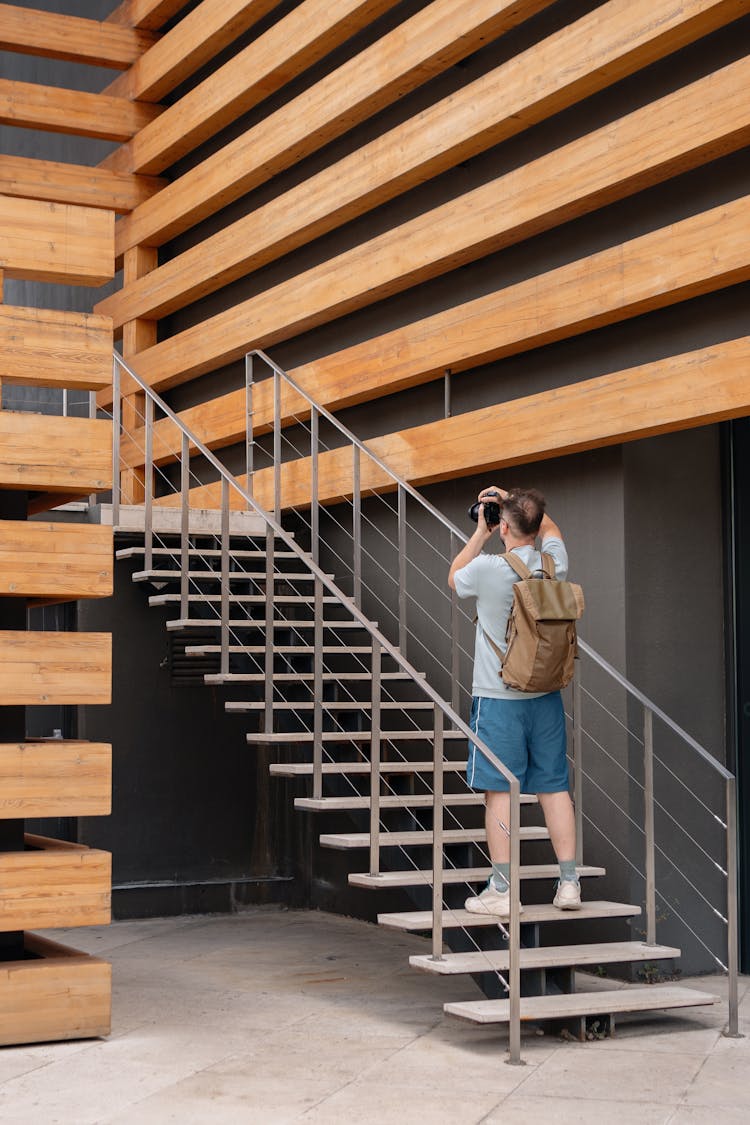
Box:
[0,909,748,1124]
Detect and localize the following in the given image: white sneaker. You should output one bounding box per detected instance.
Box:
[553,879,582,910]
[464,881,523,916]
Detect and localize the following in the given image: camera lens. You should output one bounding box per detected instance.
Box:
[468,500,501,527]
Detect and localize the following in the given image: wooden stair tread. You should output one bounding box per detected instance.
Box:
[444,986,719,1024]
[410,941,680,975]
[349,863,601,888]
[378,901,641,931]
[298,794,537,812]
[320,826,549,849]
[270,760,468,775]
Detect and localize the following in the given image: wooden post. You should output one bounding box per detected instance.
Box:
[120,245,157,503]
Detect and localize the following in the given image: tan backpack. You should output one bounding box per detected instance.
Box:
[485,552,585,693]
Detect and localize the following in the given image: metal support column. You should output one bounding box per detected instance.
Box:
[273,368,281,524]
[143,392,154,571]
[368,639,382,877]
[643,707,656,945]
[220,477,230,678]
[398,485,407,654]
[111,360,121,527]
[431,705,444,960]
[352,445,361,607]
[507,781,523,1066]
[264,524,275,733]
[311,407,320,566]
[180,432,190,622]
[573,673,583,867]
[725,776,741,1037]
[312,576,324,801]
[245,354,254,497]
[449,531,460,713]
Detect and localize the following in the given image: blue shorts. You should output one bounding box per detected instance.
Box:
[466,693,569,794]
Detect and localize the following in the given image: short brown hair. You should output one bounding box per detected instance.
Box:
[501,488,546,536]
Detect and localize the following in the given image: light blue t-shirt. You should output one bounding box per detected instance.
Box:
[454,539,568,700]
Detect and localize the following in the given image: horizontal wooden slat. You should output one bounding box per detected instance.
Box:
[112,0,746,252]
[165,336,750,512]
[0,631,112,706]
[0,741,112,819]
[0,835,111,931]
[0,155,165,213]
[0,934,110,1047]
[105,0,283,102]
[0,306,112,390]
[101,48,750,333]
[0,412,111,493]
[0,78,162,142]
[0,522,113,599]
[103,0,427,176]
[0,4,157,68]
[0,196,113,285]
[106,0,191,30]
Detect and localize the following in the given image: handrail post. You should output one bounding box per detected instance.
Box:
[643,707,656,945]
[507,779,523,1065]
[245,353,254,497]
[312,576,324,801]
[220,477,230,678]
[573,671,583,866]
[111,358,121,527]
[264,525,275,733]
[724,776,741,1037]
[273,365,281,524]
[352,444,361,607]
[368,639,382,877]
[449,531,460,712]
[431,705,444,960]
[180,432,190,622]
[143,392,154,571]
[398,484,407,654]
[311,406,320,566]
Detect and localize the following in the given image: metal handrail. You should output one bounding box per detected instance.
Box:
[111,351,525,1063]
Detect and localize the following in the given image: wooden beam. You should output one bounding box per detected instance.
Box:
[0,412,111,493]
[0,78,162,143]
[0,196,113,286]
[0,306,113,390]
[105,0,283,103]
[0,631,112,706]
[111,0,748,251]
[99,50,750,331]
[102,0,416,176]
[0,4,157,69]
[106,0,190,30]
[163,337,750,512]
[0,742,112,819]
[0,522,113,600]
[118,185,750,397]
[0,836,110,931]
[0,155,166,214]
[0,934,110,1047]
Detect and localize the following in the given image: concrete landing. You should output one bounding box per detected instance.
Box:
[0,909,747,1124]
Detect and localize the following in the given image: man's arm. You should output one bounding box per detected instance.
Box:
[448,520,492,590]
[540,512,563,543]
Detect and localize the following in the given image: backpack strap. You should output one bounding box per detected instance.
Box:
[541,552,556,579]
[501,551,532,579]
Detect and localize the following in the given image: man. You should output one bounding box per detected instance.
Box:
[448,485,580,915]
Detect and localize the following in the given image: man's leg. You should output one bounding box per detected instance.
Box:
[537,790,581,909]
[485,790,511,863]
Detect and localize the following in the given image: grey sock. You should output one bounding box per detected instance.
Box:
[559,859,579,884]
[491,862,510,891]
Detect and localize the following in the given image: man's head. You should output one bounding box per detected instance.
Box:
[498,488,546,540]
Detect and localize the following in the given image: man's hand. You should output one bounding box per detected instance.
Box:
[478,485,508,502]
[448,518,492,589]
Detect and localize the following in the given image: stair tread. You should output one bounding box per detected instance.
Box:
[410,941,680,975]
[190,646,374,654]
[320,826,549,849]
[167,618,368,630]
[228,701,434,711]
[252,730,465,743]
[134,570,323,581]
[206,672,420,683]
[151,594,338,605]
[117,547,300,559]
[378,901,642,931]
[349,863,601,888]
[297,794,537,811]
[445,986,719,1024]
[270,760,468,775]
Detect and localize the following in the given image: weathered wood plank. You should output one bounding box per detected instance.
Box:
[0,522,113,599]
[121,187,750,396]
[0,934,111,1047]
[105,0,283,102]
[100,49,750,331]
[112,0,747,251]
[102,0,418,176]
[161,336,750,512]
[0,742,112,819]
[0,631,112,706]
[0,155,165,214]
[0,78,162,142]
[0,412,111,493]
[0,835,111,931]
[0,196,113,286]
[0,4,157,68]
[106,0,190,30]
[0,306,112,390]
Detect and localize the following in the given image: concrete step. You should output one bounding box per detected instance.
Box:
[444,985,718,1025]
[251,729,465,744]
[320,826,549,849]
[410,941,680,976]
[98,504,266,536]
[227,700,434,712]
[349,863,601,889]
[270,760,468,776]
[378,901,641,932]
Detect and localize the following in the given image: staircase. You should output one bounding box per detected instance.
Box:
[100,350,737,1062]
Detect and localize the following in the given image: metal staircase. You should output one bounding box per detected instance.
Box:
[97,350,738,1062]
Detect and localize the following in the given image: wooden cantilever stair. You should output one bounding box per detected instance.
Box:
[119,520,719,1041]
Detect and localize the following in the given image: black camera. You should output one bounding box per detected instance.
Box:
[468,490,502,527]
